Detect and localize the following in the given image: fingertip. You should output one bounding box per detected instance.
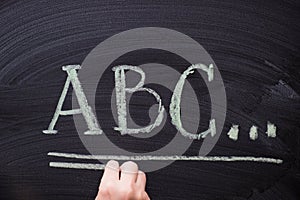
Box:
[136,170,147,188]
[120,161,138,172]
[119,161,139,183]
[138,170,145,174]
[101,160,120,182]
[138,170,146,179]
[106,160,119,170]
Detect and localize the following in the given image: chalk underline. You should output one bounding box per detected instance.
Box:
[50,162,106,170]
[48,152,283,164]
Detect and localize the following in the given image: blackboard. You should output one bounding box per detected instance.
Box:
[0,0,299,199]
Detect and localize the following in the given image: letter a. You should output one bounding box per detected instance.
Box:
[43,65,102,135]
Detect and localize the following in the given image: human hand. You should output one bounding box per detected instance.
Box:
[95,160,150,200]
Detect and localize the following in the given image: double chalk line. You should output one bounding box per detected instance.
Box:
[48,152,283,170]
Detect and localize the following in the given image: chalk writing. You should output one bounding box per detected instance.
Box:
[266,121,277,137]
[227,125,239,141]
[249,125,258,140]
[48,152,283,170]
[43,64,281,171]
[113,65,165,135]
[170,64,215,139]
[43,65,102,135]
[43,64,278,141]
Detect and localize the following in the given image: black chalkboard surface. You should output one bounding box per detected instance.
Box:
[0,1,299,200]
